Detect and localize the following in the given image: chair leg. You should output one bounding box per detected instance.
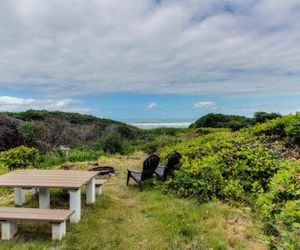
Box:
[138,182,143,192]
[126,171,130,186]
[156,173,162,182]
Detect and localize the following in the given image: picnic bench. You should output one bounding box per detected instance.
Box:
[0,207,73,240]
[0,170,99,223]
[95,179,106,195]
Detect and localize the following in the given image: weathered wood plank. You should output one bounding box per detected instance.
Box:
[0,170,99,189]
[0,207,74,222]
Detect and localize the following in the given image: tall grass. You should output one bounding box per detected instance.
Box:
[38,148,104,168]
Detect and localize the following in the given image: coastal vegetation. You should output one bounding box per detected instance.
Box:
[0,110,299,249]
[190,112,281,131]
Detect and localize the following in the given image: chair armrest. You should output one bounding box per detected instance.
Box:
[127,168,141,174]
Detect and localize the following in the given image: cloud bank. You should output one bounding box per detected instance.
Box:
[0,0,300,98]
[0,96,89,113]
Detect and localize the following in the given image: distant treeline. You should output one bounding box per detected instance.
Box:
[0,109,136,151]
[189,112,281,131]
[0,109,282,153]
[0,110,183,154]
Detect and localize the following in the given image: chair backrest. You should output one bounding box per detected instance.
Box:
[141,155,160,180]
[163,152,182,180]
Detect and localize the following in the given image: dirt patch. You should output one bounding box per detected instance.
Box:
[226,217,268,250]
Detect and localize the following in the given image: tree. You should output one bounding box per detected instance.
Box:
[253,112,281,124]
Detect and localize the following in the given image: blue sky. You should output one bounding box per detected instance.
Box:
[1,0,300,121]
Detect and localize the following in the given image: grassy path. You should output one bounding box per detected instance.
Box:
[0,156,268,250]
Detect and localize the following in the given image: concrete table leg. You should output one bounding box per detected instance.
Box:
[31,187,38,196]
[52,221,66,240]
[14,187,25,206]
[96,185,102,196]
[69,189,81,223]
[1,221,17,240]
[86,178,96,204]
[39,188,50,209]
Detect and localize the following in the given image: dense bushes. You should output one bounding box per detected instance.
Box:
[250,113,300,147]
[161,131,280,204]
[162,114,300,248]
[38,148,104,168]
[189,113,252,130]
[0,110,140,152]
[256,161,300,249]
[190,112,281,131]
[253,112,282,124]
[139,135,181,154]
[1,109,122,125]
[0,116,23,151]
[0,145,105,170]
[0,146,40,170]
[67,149,103,162]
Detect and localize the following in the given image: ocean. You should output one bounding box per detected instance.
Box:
[123,119,194,129]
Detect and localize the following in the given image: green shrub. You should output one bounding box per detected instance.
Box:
[161,131,280,204]
[100,133,125,154]
[190,112,281,131]
[249,115,291,139]
[189,113,252,130]
[141,141,160,154]
[256,161,300,249]
[38,148,105,168]
[18,121,38,146]
[67,149,104,162]
[250,113,300,147]
[38,149,66,168]
[139,135,182,154]
[253,112,281,124]
[0,146,40,170]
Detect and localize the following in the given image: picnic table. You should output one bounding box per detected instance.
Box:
[0,170,99,223]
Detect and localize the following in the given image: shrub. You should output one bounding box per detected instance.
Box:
[38,149,66,168]
[101,133,124,154]
[0,115,23,151]
[38,148,105,168]
[250,113,300,147]
[161,131,280,204]
[67,149,104,162]
[18,122,38,146]
[141,141,160,154]
[0,146,40,170]
[189,113,252,130]
[256,161,300,249]
[253,112,281,124]
[140,135,181,154]
[190,112,282,131]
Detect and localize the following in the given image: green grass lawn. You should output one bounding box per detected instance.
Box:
[0,155,268,250]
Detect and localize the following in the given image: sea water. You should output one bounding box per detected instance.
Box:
[123,119,193,129]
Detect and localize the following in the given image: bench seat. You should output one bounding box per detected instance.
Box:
[95,179,106,195]
[0,207,74,240]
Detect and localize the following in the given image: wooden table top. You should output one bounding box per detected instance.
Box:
[0,170,99,189]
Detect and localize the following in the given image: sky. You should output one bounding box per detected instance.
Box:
[1,0,300,121]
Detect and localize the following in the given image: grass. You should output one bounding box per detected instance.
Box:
[0,155,268,250]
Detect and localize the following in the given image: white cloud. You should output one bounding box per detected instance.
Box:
[0,0,300,97]
[148,102,158,110]
[0,96,89,113]
[193,101,216,109]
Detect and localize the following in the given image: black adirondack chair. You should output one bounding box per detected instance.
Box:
[127,155,160,191]
[155,152,182,181]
